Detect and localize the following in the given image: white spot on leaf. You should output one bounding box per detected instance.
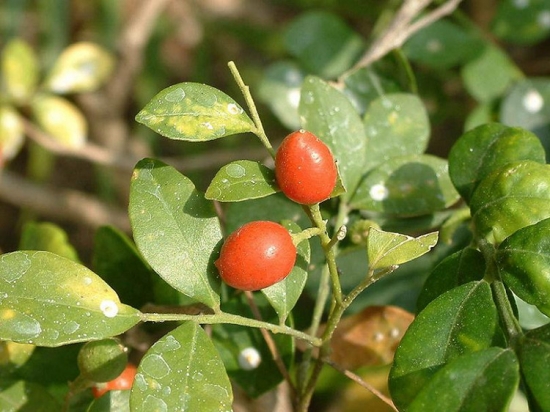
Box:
[369,184,389,201]
[238,347,261,370]
[99,300,119,318]
[523,89,544,113]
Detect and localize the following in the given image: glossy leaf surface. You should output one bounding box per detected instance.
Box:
[389,281,500,409]
[129,158,221,309]
[1,38,39,103]
[44,42,115,93]
[0,251,141,346]
[470,160,550,245]
[497,218,550,316]
[205,160,277,202]
[31,94,87,148]
[363,93,430,165]
[351,154,459,216]
[367,228,438,270]
[407,348,519,412]
[135,83,255,141]
[299,75,367,199]
[449,123,546,203]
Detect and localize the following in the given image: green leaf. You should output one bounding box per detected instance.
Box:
[0,341,35,378]
[448,123,546,204]
[417,247,485,312]
[402,19,484,69]
[261,221,310,323]
[299,76,367,199]
[518,323,550,411]
[130,322,233,411]
[470,160,550,245]
[88,389,130,412]
[92,226,154,309]
[367,228,438,270]
[461,45,522,102]
[363,93,430,166]
[1,38,39,104]
[389,281,501,409]
[129,158,221,309]
[0,380,60,412]
[43,42,115,94]
[464,103,496,132]
[283,10,365,79]
[135,83,255,141]
[0,104,25,162]
[0,251,141,347]
[500,78,550,157]
[342,66,402,115]
[19,221,79,262]
[258,61,304,130]
[492,0,550,45]
[205,160,277,202]
[497,218,550,316]
[407,348,519,412]
[31,94,87,149]
[350,154,459,216]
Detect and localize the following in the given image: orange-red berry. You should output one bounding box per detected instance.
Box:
[92,363,137,398]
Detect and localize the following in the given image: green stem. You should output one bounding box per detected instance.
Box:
[491,280,523,347]
[140,311,322,347]
[227,61,275,157]
[291,227,323,246]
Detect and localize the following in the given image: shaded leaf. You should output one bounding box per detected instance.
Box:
[367,228,438,270]
[44,42,115,94]
[130,322,233,411]
[31,94,87,149]
[258,61,304,130]
[1,38,39,104]
[0,104,25,162]
[497,218,550,316]
[88,389,130,412]
[19,221,79,262]
[129,158,221,309]
[299,75,367,199]
[389,281,501,410]
[470,160,550,245]
[449,123,546,203]
[0,380,60,412]
[284,10,364,78]
[407,348,519,412]
[0,341,35,378]
[492,0,550,45]
[351,154,459,216]
[0,251,141,347]
[205,160,277,202]
[363,93,430,166]
[261,221,310,323]
[135,83,255,141]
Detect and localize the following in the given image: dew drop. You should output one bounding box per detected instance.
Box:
[238,347,262,370]
[141,353,171,379]
[99,300,119,318]
[369,184,389,201]
[164,87,186,103]
[227,103,243,115]
[83,277,92,286]
[63,321,80,335]
[143,395,167,412]
[0,309,42,339]
[523,89,544,113]
[156,335,181,352]
[225,163,246,178]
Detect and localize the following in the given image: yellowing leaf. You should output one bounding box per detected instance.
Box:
[44,42,115,94]
[0,105,25,162]
[1,39,39,104]
[31,94,87,148]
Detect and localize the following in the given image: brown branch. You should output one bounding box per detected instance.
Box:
[0,169,130,231]
[345,0,464,75]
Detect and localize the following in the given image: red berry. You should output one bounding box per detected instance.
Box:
[215,221,297,291]
[92,363,137,398]
[275,130,337,205]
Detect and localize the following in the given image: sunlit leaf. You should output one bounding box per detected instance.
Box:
[389,281,502,410]
[497,218,550,316]
[0,251,141,347]
[130,322,233,411]
[351,154,459,216]
[136,83,255,141]
[44,42,115,94]
[448,123,546,204]
[407,348,519,412]
[0,341,35,378]
[19,221,79,262]
[129,158,221,309]
[367,227,438,270]
[284,10,365,78]
[1,38,39,104]
[205,160,277,202]
[470,160,550,245]
[363,93,430,166]
[0,380,60,411]
[261,221,310,323]
[31,94,87,149]
[299,75,367,199]
[0,104,25,162]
